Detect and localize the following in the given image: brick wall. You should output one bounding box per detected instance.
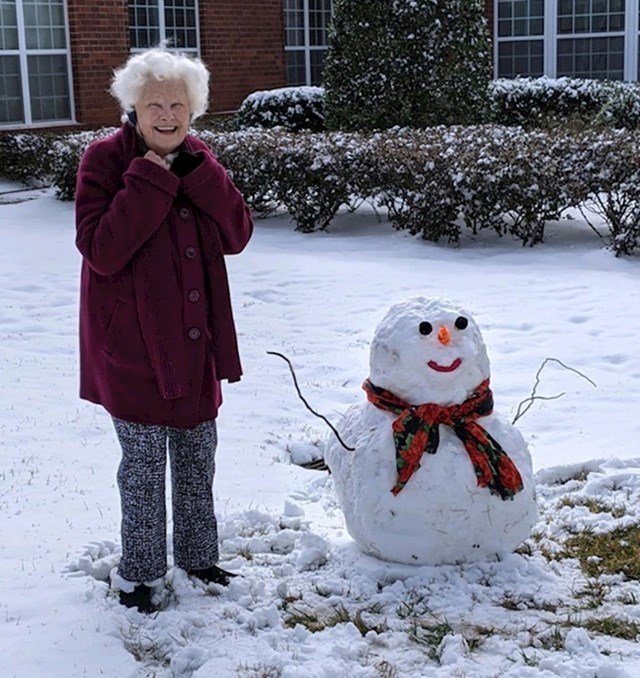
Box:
[65,0,285,126]
[67,0,129,127]
[199,1,285,113]
[485,0,494,39]
[64,1,491,127]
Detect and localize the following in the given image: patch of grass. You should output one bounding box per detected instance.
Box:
[407,616,454,660]
[121,624,170,667]
[500,593,559,613]
[373,659,398,678]
[236,663,282,678]
[617,590,638,606]
[396,591,430,619]
[574,579,609,609]
[562,524,640,580]
[283,602,388,636]
[462,624,496,653]
[284,607,325,633]
[537,625,565,651]
[557,496,627,518]
[515,542,533,556]
[500,595,521,611]
[237,545,254,561]
[519,649,541,667]
[582,615,640,641]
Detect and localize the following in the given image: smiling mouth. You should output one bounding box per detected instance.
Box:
[155,126,178,134]
[427,358,462,372]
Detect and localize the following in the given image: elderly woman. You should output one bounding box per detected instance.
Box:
[75,48,253,613]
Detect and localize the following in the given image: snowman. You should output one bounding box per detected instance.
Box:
[324,296,537,565]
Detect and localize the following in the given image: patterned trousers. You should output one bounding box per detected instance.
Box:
[112,417,219,583]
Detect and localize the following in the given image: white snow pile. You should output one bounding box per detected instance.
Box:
[65,459,640,678]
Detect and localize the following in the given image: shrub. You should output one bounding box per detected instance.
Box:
[323,0,492,131]
[577,129,640,256]
[236,86,325,132]
[366,128,462,243]
[199,128,282,217]
[0,132,55,186]
[49,128,117,200]
[273,132,351,232]
[489,77,640,130]
[6,123,640,256]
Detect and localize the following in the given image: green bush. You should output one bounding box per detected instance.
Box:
[576,128,640,255]
[489,77,640,130]
[49,128,117,200]
[0,132,55,186]
[4,124,640,256]
[236,87,325,132]
[323,0,492,130]
[200,128,282,218]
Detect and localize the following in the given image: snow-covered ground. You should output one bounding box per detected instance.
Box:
[2,180,640,677]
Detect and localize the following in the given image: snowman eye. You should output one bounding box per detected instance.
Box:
[419,321,433,336]
[455,316,469,330]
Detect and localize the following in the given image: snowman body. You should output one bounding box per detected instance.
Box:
[325,297,537,566]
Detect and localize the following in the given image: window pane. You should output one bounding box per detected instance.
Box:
[23,0,66,49]
[556,36,624,79]
[558,0,624,34]
[0,54,23,123]
[164,0,197,49]
[497,0,544,37]
[310,48,327,84]
[309,0,332,47]
[129,0,160,49]
[285,49,306,86]
[284,0,305,47]
[0,0,19,49]
[27,54,70,121]
[497,39,544,77]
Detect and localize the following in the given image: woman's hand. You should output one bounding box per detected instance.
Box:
[144,150,171,171]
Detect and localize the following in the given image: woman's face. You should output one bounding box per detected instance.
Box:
[135,79,191,156]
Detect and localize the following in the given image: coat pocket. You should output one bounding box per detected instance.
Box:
[102,299,148,365]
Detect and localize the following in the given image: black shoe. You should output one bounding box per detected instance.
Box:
[119,584,155,613]
[188,564,238,586]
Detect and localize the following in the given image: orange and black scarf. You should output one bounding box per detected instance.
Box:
[362,378,524,499]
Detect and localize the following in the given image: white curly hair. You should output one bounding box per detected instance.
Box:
[110,47,210,120]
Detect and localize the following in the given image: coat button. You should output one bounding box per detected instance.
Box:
[188,327,201,340]
[185,246,197,259]
[179,208,191,220]
[188,289,200,302]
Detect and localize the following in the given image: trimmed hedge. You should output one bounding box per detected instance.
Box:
[0,132,56,186]
[490,76,640,129]
[233,77,640,133]
[236,86,325,132]
[3,125,640,255]
[49,128,118,200]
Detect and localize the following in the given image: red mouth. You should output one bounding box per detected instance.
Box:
[427,358,462,373]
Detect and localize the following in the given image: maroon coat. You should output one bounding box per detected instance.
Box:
[76,123,253,427]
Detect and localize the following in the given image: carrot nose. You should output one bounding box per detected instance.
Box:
[438,325,451,346]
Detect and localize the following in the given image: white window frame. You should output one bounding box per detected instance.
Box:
[129,0,200,56]
[284,0,332,86]
[494,0,640,80]
[0,0,75,129]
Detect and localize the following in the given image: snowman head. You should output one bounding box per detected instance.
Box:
[369,296,490,406]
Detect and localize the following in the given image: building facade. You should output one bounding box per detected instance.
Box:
[1,1,639,131]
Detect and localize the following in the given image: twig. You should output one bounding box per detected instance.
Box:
[267,351,355,451]
[512,357,597,424]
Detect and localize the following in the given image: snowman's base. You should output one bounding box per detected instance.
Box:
[355,539,518,567]
[341,492,538,566]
